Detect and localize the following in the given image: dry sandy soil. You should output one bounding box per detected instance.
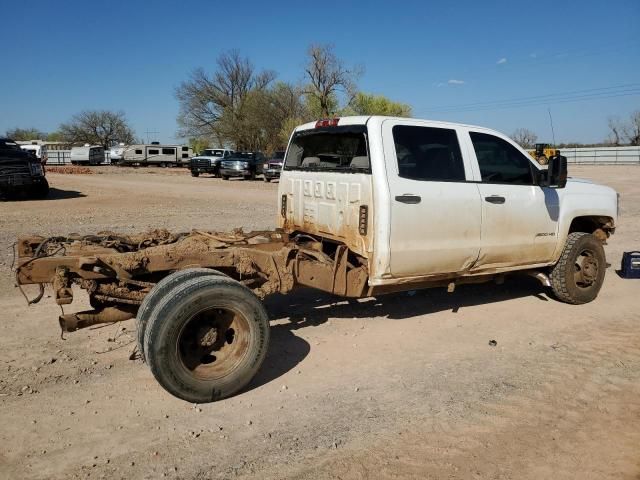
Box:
[0,166,638,480]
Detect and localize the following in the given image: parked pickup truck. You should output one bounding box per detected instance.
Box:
[13,116,618,403]
[220,151,266,180]
[263,150,285,182]
[190,148,235,177]
[1,137,49,199]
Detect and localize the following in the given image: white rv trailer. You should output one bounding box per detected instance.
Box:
[121,143,192,167]
[16,141,48,162]
[70,145,105,165]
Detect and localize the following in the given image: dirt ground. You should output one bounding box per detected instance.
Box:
[0,166,638,480]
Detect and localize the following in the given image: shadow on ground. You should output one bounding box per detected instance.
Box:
[1,187,86,201]
[246,275,548,392]
[46,188,86,200]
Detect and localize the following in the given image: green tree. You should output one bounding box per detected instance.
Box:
[59,110,136,148]
[4,127,47,141]
[345,92,412,117]
[188,137,210,154]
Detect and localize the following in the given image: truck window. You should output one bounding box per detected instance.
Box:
[284,126,370,172]
[469,132,534,185]
[392,126,465,181]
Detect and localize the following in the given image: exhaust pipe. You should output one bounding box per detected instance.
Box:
[59,307,135,332]
[528,271,552,287]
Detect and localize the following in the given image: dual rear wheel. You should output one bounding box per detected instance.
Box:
[137,270,270,403]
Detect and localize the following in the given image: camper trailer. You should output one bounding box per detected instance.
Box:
[121,143,192,167]
[16,141,48,163]
[70,145,105,165]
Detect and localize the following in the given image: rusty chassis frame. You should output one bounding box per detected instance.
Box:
[14,229,369,332]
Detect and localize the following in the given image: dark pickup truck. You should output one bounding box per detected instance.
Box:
[0,138,49,199]
[263,150,285,182]
[219,151,265,180]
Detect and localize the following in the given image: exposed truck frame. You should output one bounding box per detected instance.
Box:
[14,115,618,403]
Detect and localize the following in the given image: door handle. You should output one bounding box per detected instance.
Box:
[395,194,421,204]
[484,195,505,204]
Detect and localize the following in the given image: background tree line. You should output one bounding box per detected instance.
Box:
[5,110,136,149]
[175,45,411,152]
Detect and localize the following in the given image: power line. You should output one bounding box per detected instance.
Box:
[421,84,640,114]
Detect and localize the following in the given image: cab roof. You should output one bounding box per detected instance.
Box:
[294,115,491,133]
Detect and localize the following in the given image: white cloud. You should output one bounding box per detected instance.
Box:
[447,79,465,85]
[497,57,507,64]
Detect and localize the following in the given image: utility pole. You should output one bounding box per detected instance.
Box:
[547,108,556,146]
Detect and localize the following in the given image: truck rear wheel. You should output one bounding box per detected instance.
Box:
[144,276,270,403]
[550,232,606,304]
[136,268,223,361]
[191,171,199,177]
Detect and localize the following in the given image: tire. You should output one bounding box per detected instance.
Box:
[222,175,229,180]
[191,171,200,177]
[550,232,606,305]
[136,268,223,361]
[144,276,270,403]
[31,179,49,199]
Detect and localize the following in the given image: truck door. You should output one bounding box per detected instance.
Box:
[464,131,559,269]
[382,120,482,277]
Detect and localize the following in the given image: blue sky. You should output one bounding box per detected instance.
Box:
[1,0,639,144]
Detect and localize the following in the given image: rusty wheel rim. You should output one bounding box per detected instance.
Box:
[573,248,599,288]
[177,307,251,381]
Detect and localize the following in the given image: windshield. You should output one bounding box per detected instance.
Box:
[271,151,285,160]
[203,149,226,157]
[284,127,370,172]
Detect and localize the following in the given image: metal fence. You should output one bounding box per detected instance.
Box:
[560,146,640,165]
[46,150,112,165]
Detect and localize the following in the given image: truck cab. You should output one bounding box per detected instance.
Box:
[278,116,617,294]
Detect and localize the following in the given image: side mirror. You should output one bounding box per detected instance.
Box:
[541,155,567,188]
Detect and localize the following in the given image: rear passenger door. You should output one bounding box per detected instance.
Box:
[382,120,482,277]
[464,130,559,269]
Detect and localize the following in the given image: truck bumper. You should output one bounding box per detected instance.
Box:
[220,168,251,177]
[190,165,219,175]
[264,169,281,180]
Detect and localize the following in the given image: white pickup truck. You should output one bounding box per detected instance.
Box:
[15,116,618,403]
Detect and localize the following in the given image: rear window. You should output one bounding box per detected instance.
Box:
[284,126,370,172]
[204,149,226,157]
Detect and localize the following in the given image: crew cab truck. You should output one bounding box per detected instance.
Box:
[1,138,49,199]
[13,116,618,403]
